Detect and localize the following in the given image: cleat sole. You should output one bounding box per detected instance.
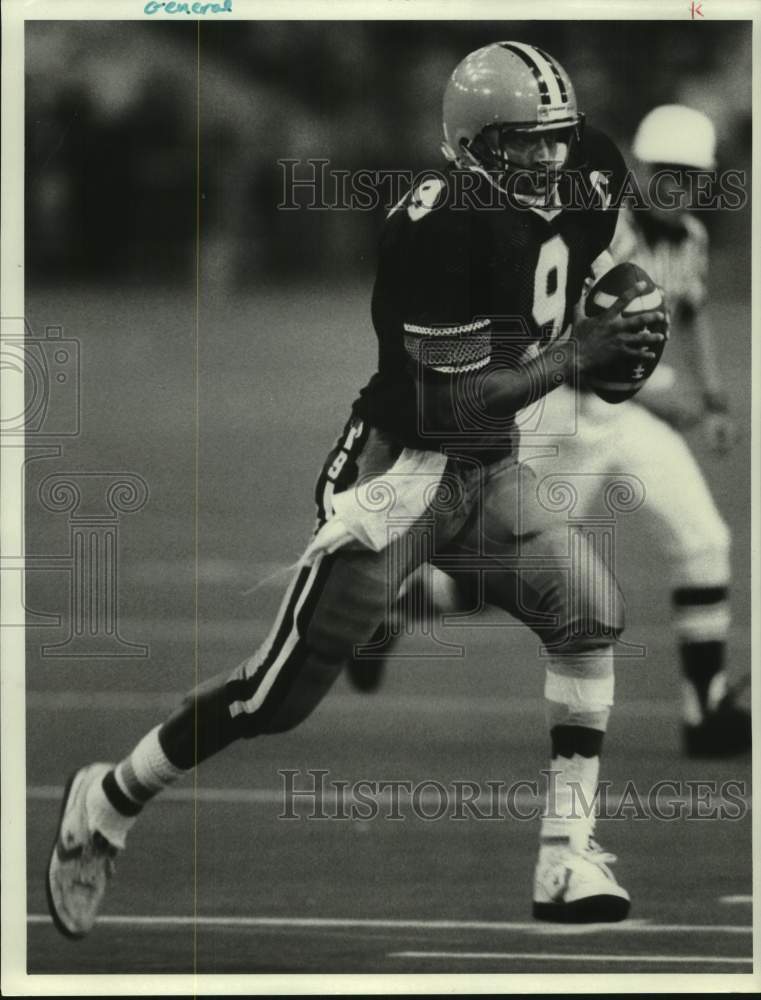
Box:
[533,893,631,923]
[46,768,87,940]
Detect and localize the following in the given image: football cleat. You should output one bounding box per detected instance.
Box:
[683,681,752,758]
[47,763,118,939]
[533,837,631,923]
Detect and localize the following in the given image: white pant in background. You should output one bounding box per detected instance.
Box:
[518,382,731,644]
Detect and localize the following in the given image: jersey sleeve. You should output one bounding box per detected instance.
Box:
[376,180,493,377]
[609,206,640,263]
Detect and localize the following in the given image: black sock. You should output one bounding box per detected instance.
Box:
[101,769,143,818]
[679,639,725,714]
[550,725,605,759]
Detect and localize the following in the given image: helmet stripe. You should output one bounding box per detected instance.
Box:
[499,43,552,106]
[534,47,568,103]
[517,44,564,106]
[502,42,564,106]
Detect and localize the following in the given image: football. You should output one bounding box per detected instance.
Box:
[583,262,667,403]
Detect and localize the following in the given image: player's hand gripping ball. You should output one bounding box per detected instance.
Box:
[583,262,668,403]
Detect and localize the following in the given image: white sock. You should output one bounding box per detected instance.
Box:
[540,754,600,854]
[85,776,138,850]
[85,726,187,849]
[114,725,187,803]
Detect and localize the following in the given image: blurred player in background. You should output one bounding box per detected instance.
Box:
[47,42,666,938]
[522,104,748,758]
[351,104,749,759]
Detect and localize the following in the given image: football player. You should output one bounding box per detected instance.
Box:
[47,42,665,938]
[351,104,750,760]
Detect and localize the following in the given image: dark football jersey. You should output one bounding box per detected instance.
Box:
[352,126,627,459]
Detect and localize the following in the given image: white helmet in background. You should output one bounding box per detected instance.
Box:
[632,104,716,169]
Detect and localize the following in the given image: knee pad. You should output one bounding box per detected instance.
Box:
[544,647,614,731]
[543,562,626,651]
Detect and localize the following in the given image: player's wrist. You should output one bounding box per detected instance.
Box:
[538,341,578,387]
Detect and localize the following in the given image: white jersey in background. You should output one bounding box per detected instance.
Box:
[520,203,733,745]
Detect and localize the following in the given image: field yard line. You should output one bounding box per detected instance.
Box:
[26,617,691,648]
[25,914,751,935]
[525,921,751,937]
[24,690,682,718]
[25,784,751,811]
[721,895,752,904]
[389,951,752,965]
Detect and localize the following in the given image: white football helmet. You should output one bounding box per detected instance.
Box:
[632,104,716,169]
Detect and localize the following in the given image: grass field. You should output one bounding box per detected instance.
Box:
[21,282,753,978]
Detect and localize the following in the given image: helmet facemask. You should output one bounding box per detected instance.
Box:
[461,118,584,204]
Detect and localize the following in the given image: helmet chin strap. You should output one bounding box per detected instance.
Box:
[445,138,563,211]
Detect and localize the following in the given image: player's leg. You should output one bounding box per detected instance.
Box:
[345,630,387,691]
[347,387,620,695]
[344,563,458,691]
[492,549,628,923]
[46,419,425,937]
[438,457,629,922]
[517,385,618,517]
[344,386,605,693]
[47,545,396,938]
[528,392,746,756]
[612,404,745,756]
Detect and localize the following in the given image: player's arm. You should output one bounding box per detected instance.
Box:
[573,247,617,320]
[303,290,664,566]
[410,284,665,431]
[682,308,735,453]
[678,222,735,453]
[402,210,663,429]
[589,248,616,282]
[690,310,728,412]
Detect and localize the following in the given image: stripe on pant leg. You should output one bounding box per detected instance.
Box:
[229,416,370,721]
[228,555,331,717]
[256,551,336,714]
[242,562,310,676]
[226,562,314,713]
[243,552,340,729]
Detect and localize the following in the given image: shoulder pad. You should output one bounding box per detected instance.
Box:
[407,175,448,221]
[383,173,472,256]
[580,126,627,175]
[388,174,449,223]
